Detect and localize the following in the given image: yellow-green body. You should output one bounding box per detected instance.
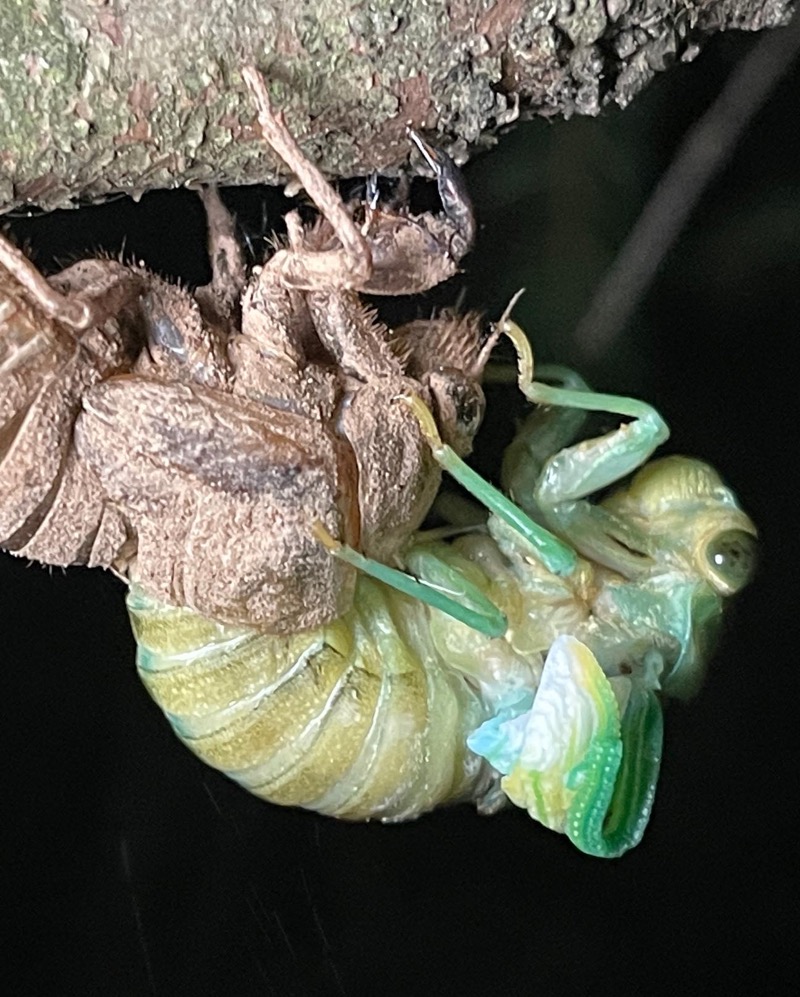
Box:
[130,577,494,822]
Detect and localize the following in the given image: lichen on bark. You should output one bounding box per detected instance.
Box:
[0,0,794,212]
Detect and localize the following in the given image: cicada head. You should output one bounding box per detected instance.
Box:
[602,455,758,698]
[603,455,758,596]
[394,310,490,457]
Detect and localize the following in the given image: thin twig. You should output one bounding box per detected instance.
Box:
[573,17,800,363]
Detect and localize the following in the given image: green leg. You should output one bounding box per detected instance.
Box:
[313,374,581,635]
[499,364,592,518]
[313,523,507,638]
[501,320,670,576]
[402,396,578,577]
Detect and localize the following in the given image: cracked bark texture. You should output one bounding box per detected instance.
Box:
[0,0,793,213]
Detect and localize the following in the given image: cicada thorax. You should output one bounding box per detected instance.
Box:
[128,576,495,821]
[78,370,362,633]
[0,260,145,566]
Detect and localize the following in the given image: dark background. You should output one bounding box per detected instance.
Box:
[3,29,798,996]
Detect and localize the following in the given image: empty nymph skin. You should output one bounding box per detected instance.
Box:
[0,70,489,633]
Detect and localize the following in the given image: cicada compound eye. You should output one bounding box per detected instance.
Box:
[427,368,485,457]
[702,528,758,595]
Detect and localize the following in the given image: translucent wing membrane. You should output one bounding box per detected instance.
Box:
[469,637,663,858]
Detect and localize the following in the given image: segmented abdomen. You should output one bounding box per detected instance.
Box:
[0,264,138,565]
[128,577,494,821]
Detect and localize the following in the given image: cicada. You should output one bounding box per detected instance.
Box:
[127,319,756,857]
[1,67,757,857]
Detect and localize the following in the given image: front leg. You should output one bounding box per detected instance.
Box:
[242,66,373,292]
[402,394,577,577]
[407,128,475,259]
[501,320,670,576]
[241,66,471,296]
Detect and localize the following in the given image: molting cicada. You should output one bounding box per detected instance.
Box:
[128,320,757,857]
[0,67,757,857]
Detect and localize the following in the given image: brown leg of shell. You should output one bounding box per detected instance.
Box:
[195,186,246,313]
[0,232,97,331]
[241,65,373,291]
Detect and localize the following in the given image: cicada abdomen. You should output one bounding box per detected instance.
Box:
[127,577,497,821]
[0,259,143,566]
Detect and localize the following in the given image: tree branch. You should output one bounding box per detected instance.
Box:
[0,0,793,213]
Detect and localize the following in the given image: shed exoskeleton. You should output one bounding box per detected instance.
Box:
[128,321,757,858]
[0,67,493,633]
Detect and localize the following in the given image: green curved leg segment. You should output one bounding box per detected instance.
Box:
[313,523,507,638]
[500,320,670,574]
[312,382,583,635]
[503,320,669,497]
[402,395,578,577]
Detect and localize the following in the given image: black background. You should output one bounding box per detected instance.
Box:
[3,30,798,996]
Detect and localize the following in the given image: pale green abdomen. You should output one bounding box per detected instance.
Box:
[127,578,493,822]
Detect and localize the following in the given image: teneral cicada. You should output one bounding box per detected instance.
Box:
[127,319,757,857]
[0,67,757,857]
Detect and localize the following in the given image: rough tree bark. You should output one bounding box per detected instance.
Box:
[0,0,793,213]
